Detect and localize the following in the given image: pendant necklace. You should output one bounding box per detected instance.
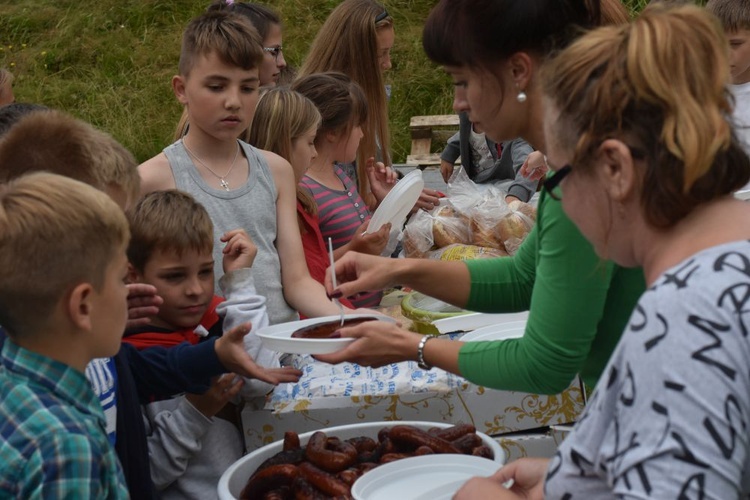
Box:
[183,141,241,191]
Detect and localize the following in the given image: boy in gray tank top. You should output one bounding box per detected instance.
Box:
[138,11,344,331]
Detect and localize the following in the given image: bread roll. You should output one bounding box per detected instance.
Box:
[508,200,537,222]
[432,206,470,248]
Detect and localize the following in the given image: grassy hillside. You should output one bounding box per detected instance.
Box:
[1,0,653,163]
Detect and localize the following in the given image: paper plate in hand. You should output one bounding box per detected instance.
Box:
[367,169,424,233]
[257,314,395,355]
[351,454,500,500]
[459,320,527,342]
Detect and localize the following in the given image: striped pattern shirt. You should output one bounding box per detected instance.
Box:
[0,340,128,499]
[300,165,382,308]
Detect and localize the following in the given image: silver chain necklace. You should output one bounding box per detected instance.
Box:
[183,141,241,191]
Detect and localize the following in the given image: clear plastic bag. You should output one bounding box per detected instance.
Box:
[402,209,434,258]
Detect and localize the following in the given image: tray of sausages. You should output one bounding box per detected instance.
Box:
[218,421,505,500]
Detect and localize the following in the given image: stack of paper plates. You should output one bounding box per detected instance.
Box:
[367,169,424,233]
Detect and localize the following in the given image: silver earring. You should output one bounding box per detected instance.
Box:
[516,90,527,103]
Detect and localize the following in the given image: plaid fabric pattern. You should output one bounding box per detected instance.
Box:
[0,340,128,499]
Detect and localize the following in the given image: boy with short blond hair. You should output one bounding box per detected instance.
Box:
[707,0,750,163]
[125,189,277,499]
[0,109,141,208]
[0,173,130,498]
[139,10,342,325]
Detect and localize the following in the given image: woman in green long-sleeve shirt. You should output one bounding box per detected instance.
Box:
[316,0,645,394]
[458,189,644,392]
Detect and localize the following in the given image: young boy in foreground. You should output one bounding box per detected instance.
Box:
[0,173,130,498]
[125,189,280,499]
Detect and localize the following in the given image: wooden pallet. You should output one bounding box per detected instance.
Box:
[406,114,460,167]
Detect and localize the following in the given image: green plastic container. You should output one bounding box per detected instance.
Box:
[400,291,471,335]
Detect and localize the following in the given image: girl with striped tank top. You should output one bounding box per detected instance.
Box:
[248,86,390,309]
[292,72,393,308]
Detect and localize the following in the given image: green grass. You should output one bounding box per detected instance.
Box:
[0,0,678,163]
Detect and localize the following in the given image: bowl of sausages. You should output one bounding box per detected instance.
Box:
[218,420,505,499]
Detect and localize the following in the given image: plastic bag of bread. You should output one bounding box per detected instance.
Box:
[495,200,536,255]
[402,209,434,258]
[428,243,509,261]
[468,187,512,250]
[446,165,483,216]
[430,204,472,248]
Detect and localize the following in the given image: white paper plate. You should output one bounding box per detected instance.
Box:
[433,311,530,334]
[735,189,750,201]
[367,169,424,233]
[459,320,527,342]
[257,314,394,355]
[218,420,505,500]
[351,454,500,500]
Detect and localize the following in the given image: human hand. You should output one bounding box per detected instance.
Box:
[348,220,391,256]
[324,251,396,299]
[519,151,548,181]
[221,229,258,274]
[366,158,398,204]
[505,195,521,204]
[455,458,549,500]
[214,323,302,384]
[125,283,162,329]
[185,373,244,418]
[440,160,455,184]
[313,319,414,367]
[413,188,442,212]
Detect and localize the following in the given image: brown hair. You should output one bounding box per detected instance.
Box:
[127,190,214,273]
[706,0,750,31]
[292,72,367,140]
[541,3,750,228]
[601,0,631,25]
[423,0,599,71]
[296,0,392,208]
[174,3,282,140]
[0,173,129,336]
[248,86,321,215]
[0,109,140,208]
[207,1,282,40]
[179,10,264,77]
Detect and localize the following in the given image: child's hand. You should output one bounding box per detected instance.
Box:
[221,229,257,274]
[519,151,549,181]
[413,188,442,212]
[214,323,302,384]
[125,283,163,329]
[440,160,455,184]
[349,220,391,256]
[365,158,398,204]
[185,373,243,418]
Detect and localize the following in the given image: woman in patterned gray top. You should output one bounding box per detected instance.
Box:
[456,4,750,499]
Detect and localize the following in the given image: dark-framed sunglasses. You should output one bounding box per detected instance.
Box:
[263,46,283,61]
[375,10,389,23]
[543,165,572,201]
[543,145,646,201]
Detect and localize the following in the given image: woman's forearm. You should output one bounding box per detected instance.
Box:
[397,259,472,308]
